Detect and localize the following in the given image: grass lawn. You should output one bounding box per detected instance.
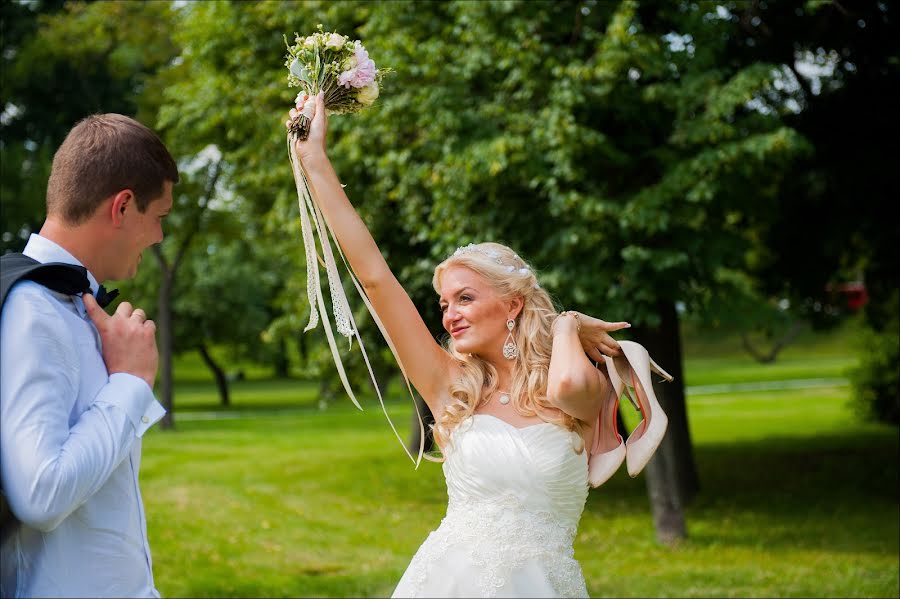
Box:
[142,323,898,598]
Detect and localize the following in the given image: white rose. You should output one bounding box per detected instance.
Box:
[325,33,346,49]
[356,81,380,105]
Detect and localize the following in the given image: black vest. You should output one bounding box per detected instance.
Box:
[0,252,91,313]
[0,253,95,537]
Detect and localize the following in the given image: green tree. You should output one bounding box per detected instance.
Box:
[153,0,896,542]
[1,0,178,252]
[0,1,292,427]
[119,140,290,424]
[715,0,900,423]
[130,224,283,409]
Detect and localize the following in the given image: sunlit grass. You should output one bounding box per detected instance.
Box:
[142,323,897,598]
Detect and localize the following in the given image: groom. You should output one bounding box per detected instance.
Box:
[0,113,178,598]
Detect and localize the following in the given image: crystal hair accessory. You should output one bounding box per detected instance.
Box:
[452,244,541,289]
[453,243,507,264]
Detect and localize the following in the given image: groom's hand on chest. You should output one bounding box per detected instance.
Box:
[83,295,159,388]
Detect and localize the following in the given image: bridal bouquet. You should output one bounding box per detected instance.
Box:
[283,29,426,465]
[284,27,390,140]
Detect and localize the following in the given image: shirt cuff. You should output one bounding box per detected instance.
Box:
[105,373,166,437]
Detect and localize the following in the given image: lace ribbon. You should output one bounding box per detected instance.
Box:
[288,136,430,467]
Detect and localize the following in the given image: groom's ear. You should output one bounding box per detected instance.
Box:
[109,190,134,226]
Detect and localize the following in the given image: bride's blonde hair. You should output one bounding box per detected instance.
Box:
[430,242,584,450]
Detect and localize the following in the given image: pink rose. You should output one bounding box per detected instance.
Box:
[337,41,377,88]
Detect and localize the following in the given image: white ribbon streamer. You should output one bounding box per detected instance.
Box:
[288,136,429,466]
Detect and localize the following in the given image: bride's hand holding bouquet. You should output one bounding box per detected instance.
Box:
[282,36,425,465]
[291,91,328,165]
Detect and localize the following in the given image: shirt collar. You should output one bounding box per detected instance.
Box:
[22,233,100,294]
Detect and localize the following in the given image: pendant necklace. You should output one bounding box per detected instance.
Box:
[497,390,511,405]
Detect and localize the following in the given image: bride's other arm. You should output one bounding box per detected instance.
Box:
[546,312,607,423]
[292,92,454,412]
[571,311,629,362]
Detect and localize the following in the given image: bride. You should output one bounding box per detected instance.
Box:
[292,92,671,598]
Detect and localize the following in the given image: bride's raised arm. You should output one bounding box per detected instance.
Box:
[292,92,454,413]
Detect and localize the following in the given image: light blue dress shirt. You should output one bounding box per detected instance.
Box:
[1,234,166,598]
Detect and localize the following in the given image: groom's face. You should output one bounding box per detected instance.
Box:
[113,181,173,280]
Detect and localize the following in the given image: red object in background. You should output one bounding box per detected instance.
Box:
[830,282,869,311]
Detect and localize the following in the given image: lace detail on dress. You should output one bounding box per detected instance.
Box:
[403,493,588,598]
[392,415,590,598]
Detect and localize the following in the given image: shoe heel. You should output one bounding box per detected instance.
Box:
[649,358,674,382]
[622,387,641,411]
[615,341,674,478]
[612,354,641,411]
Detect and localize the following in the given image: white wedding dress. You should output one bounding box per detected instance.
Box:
[392,414,590,598]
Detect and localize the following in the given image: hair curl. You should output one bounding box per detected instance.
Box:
[430,242,584,452]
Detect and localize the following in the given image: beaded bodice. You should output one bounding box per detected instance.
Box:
[397,414,590,597]
[443,414,588,529]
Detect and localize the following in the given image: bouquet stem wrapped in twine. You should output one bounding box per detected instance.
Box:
[285,29,427,466]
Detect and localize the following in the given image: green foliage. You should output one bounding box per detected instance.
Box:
[144,0,843,398]
[0,0,178,251]
[850,290,900,425]
[178,240,275,354]
[120,151,288,368]
[4,0,895,421]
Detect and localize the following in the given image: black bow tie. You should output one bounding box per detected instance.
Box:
[91,285,120,308]
[39,266,119,308]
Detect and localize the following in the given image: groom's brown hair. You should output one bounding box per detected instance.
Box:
[46,113,179,224]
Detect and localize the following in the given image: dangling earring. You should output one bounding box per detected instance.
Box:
[502,318,519,360]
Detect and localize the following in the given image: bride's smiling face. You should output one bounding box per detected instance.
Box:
[438,265,515,357]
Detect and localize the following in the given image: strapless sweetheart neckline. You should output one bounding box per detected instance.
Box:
[469,412,560,431]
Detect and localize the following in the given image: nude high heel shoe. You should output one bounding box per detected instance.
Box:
[587,358,626,487]
[611,340,674,478]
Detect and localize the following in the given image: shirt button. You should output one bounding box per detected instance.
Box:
[141,416,150,423]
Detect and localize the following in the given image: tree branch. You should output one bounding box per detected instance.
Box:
[741,320,806,364]
[173,161,223,272]
[831,1,851,17]
[570,2,584,45]
[150,244,169,273]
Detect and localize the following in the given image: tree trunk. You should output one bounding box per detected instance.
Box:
[317,377,336,410]
[198,342,230,407]
[631,299,698,544]
[643,429,687,545]
[148,164,219,429]
[408,394,435,455]
[156,265,175,430]
[273,338,290,378]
